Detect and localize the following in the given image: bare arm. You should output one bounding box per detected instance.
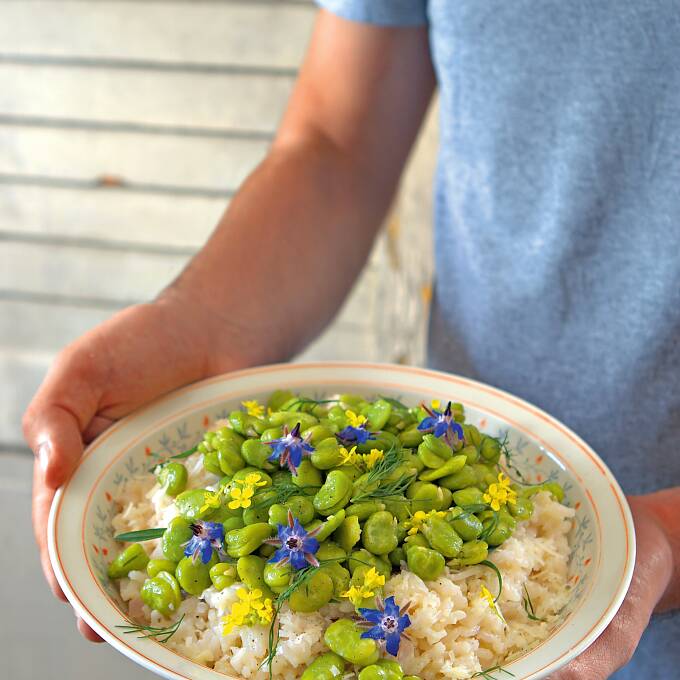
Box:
[169,10,436,369]
[23,10,435,639]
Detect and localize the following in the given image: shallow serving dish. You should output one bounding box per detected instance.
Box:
[48,362,635,680]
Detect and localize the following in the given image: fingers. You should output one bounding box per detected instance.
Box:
[83,415,116,444]
[77,617,104,643]
[32,460,67,601]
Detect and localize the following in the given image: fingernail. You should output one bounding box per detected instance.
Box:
[38,441,51,475]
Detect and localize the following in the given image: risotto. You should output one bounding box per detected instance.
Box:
[108,393,574,679]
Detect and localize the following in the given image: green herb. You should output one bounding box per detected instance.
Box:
[472,664,515,679]
[114,528,166,543]
[480,559,503,602]
[497,435,527,484]
[351,473,416,503]
[455,503,490,520]
[284,398,339,411]
[117,614,185,643]
[252,481,321,510]
[148,445,198,472]
[478,511,500,543]
[365,445,403,484]
[522,584,546,622]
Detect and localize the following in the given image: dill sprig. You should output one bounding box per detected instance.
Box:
[496,435,527,484]
[472,664,515,679]
[351,473,416,503]
[117,614,185,643]
[522,584,546,622]
[252,481,320,510]
[114,528,166,543]
[480,559,503,602]
[263,557,348,679]
[350,445,415,502]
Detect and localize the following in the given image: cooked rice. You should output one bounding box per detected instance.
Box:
[112,451,574,679]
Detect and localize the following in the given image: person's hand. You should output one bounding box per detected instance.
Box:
[551,495,676,679]
[24,292,256,641]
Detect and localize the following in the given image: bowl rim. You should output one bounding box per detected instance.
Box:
[48,361,636,680]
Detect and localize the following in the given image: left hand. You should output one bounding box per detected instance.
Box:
[550,495,675,679]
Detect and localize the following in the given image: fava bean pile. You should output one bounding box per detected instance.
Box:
[109,392,565,678]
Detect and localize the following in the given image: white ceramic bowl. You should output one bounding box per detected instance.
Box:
[49,362,635,680]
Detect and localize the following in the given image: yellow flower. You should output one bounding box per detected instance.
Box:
[345,410,368,429]
[482,472,518,512]
[431,399,441,410]
[341,567,385,606]
[228,485,255,509]
[199,490,222,514]
[238,472,268,488]
[222,588,273,635]
[405,509,445,536]
[362,449,384,470]
[480,584,505,622]
[338,445,361,466]
[242,400,265,418]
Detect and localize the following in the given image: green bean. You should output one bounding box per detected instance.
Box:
[447,539,489,567]
[452,486,486,507]
[314,509,346,541]
[225,523,274,558]
[358,659,404,680]
[209,562,237,590]
[157,462,188,497]
[176,553,217,596]
[418,454,467,482]
[241,439,276,471]
[237,555,275,600]
[147,558,177,578]
[421,514,463,557]
[140,571,181,616]
[362,511,398,555]
[108,544,149,579]
[334,515,362,553]
[406,545,445,581]
[162,517,194,562]
[289,570,334,612]
[447,506,484,540]
[263,560,292,594]
[293,459,323,489]
[346,502,386,521]
[417,434,453,469]
[313,470,353,516]
[301,652,346,680]
[439,465,478,491]
[324,619,380,667]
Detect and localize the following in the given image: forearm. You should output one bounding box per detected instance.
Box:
[162,132,391,372]
[633,487,680,612]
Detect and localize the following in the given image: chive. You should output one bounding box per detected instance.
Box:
[480,559,503,603]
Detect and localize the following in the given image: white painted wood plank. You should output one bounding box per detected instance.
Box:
[0,64,293,132]
[0,240,379,321]
[0,1,315,69]
[0,185,224,248]
[0,126,269,190]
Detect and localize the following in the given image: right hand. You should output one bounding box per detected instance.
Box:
[23,292,252,641]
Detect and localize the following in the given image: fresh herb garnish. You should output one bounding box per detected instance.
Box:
[472,664,515,679]
[252,481,320,510]
[148,445,198,472]
[478,510,500,542]
[497,435,527,484]
[113,528,166,542]
[480,559,503,602]
[377,395,410,410]
[117,614,184,643]
[522,584,546,622]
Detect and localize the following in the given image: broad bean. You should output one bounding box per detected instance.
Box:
[176,553,217,596]
[225,523,273,558]
[108,543,149,579]
[147,558,177,578]
[209,562,237,590]
[293,459,324,489]
[162,517,194,562]
[241,439,276,471]
[447,539,489,567]
[263,560,293,593]
[289,570,334,612]
[447,506,483,540]
[140,571,181,616]
[358,659,404,680]
[237,555,275,600]
[324,619,380,667]
[406,545,445,581]
[313,470,353,516]
[421,515,463,557]
[334,515,362,553]
[301,652,346,680]
[417,434,453,469]
[157,462,188,497]
[362,511,398,555]
[314,509,346,541]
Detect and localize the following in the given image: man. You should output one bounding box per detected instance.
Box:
[25,2,679,677]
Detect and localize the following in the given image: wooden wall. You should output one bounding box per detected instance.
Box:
[0,0,436,453]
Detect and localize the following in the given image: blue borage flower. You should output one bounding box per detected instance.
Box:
[265,510,321,570]
[336,409,376,446]
[183,521,225,564]
[357,595,412,656]
[266,422,314,475]
[417,400,464,447]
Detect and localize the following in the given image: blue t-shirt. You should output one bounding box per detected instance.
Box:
[318,1,680,677]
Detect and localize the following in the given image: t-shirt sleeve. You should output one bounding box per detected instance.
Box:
[315,0,428,27]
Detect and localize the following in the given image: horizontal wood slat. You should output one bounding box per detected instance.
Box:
[0,64,294,133]
[0,1,315,70]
